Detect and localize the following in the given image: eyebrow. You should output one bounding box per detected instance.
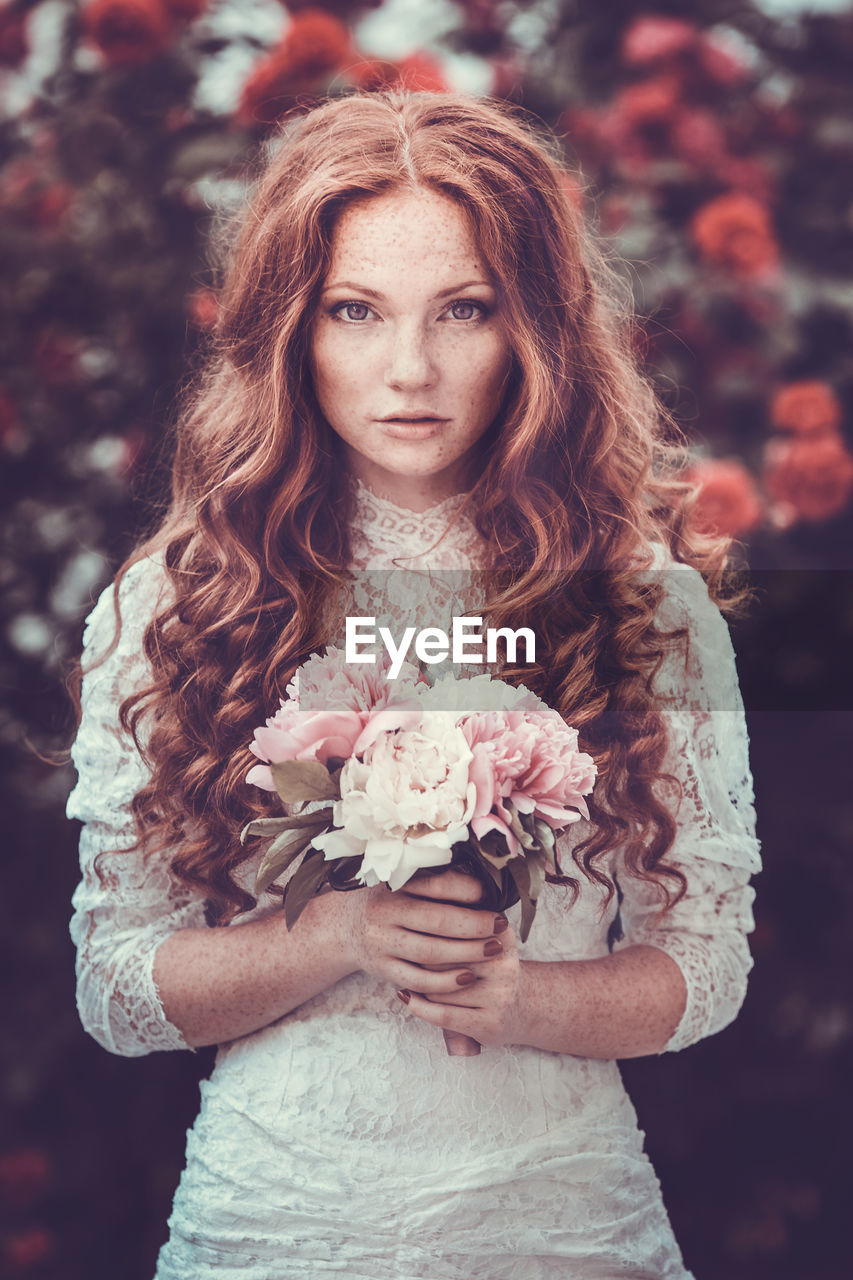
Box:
[321,279,494,299]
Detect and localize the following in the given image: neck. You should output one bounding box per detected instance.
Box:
[346,458,468,514]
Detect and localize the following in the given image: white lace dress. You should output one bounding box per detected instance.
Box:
[67,484,761,1280]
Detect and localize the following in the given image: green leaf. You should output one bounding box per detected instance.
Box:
[527,854,546,906]
[240,817,299,846]
[284,850,332,930]
[254,820,329,897]
[480,857,505,893]
[270,760,340,803]
[533,819,558,873]
[506,856,538,944]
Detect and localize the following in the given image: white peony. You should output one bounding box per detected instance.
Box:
[311,713,476,891]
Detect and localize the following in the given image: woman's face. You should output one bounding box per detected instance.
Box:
[310,186,512,512]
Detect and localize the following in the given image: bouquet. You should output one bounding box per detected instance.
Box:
[242,648,597,1054]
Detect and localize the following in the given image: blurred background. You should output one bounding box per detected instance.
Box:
[2,0,852,1276]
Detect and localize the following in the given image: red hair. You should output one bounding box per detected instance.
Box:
[79,92,750,920]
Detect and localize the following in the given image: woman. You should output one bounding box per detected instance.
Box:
[68,92,760,1279]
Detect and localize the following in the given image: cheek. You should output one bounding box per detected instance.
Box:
[464,337,512,416]
[310,331,360,410]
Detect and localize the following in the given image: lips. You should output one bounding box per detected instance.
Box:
[379,414,448,423]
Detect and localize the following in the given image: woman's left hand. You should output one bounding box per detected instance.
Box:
[397,871,524,1049]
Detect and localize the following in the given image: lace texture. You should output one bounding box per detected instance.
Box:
[67,484,760,1278]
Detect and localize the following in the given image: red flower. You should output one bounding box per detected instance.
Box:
[621,15,697,66]
[33,330,81,386]
[282,8,352,75]
[614,73,681,128]
[697,32,750,86]
[686,458,764,538]
[162,0,208,20]
[237,10,352,126]
[83,0,172,67]
[394,51,448,93]
[237,48,301,127]
[770,381,842,437]
[0,1149,52,1209]
[690,192,779,278]
[0,3,28,68]
[2,1227,55,1271]
[278,0,382,14]
[763,434,853,524]
[186,288,219,329]
[347,56,396,91]
[670,108,726,168]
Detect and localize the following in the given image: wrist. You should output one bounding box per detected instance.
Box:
[267,888,359,988]
[511,960,556,1050]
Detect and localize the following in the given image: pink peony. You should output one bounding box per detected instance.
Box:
[246,647,423,790]
[461,704,596,853]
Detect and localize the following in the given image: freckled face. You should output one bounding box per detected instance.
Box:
[309,187,512,512]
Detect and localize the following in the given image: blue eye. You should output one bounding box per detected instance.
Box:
[448,300,485,321]
[333,302,372,322]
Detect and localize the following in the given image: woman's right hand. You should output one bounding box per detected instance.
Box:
[333,871,508,997]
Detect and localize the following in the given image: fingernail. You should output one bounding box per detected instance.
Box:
[493,914,508,934]
[456,970,477,986]
[396,989,411,1004]
[484,938,503,957]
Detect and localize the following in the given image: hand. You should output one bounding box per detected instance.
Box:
[336,870,508,1001]
[395,872,523,1050]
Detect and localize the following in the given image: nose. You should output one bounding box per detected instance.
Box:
[383,322,438,391]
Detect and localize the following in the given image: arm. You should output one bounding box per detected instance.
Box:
[402,563,761,1056]
[68,557,209,1056]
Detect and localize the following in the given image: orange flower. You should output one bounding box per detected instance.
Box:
[621,15,696,66]
[770,380,842,437]
[763,433,853,524]
[686,458,763,538]
[83,0,171,67]
[690,192,779,278]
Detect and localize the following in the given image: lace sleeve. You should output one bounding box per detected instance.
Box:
[66,557,208,1057]
[612,560,762,1054]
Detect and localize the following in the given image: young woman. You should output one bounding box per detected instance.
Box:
[68,92,760,1279]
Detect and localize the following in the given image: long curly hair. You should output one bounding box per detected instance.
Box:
[80,91,750,922]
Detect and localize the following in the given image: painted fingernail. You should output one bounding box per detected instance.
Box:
[493,914,509,934]
[484,938,503,957]
[456,971,477,986]
[396,989,411,1004]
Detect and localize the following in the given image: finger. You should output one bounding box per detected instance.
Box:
[392,930,504,969]
[398,990,484,1035]
[402,871,484,904]
[390,963,484,997]
[397,900,507,941]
